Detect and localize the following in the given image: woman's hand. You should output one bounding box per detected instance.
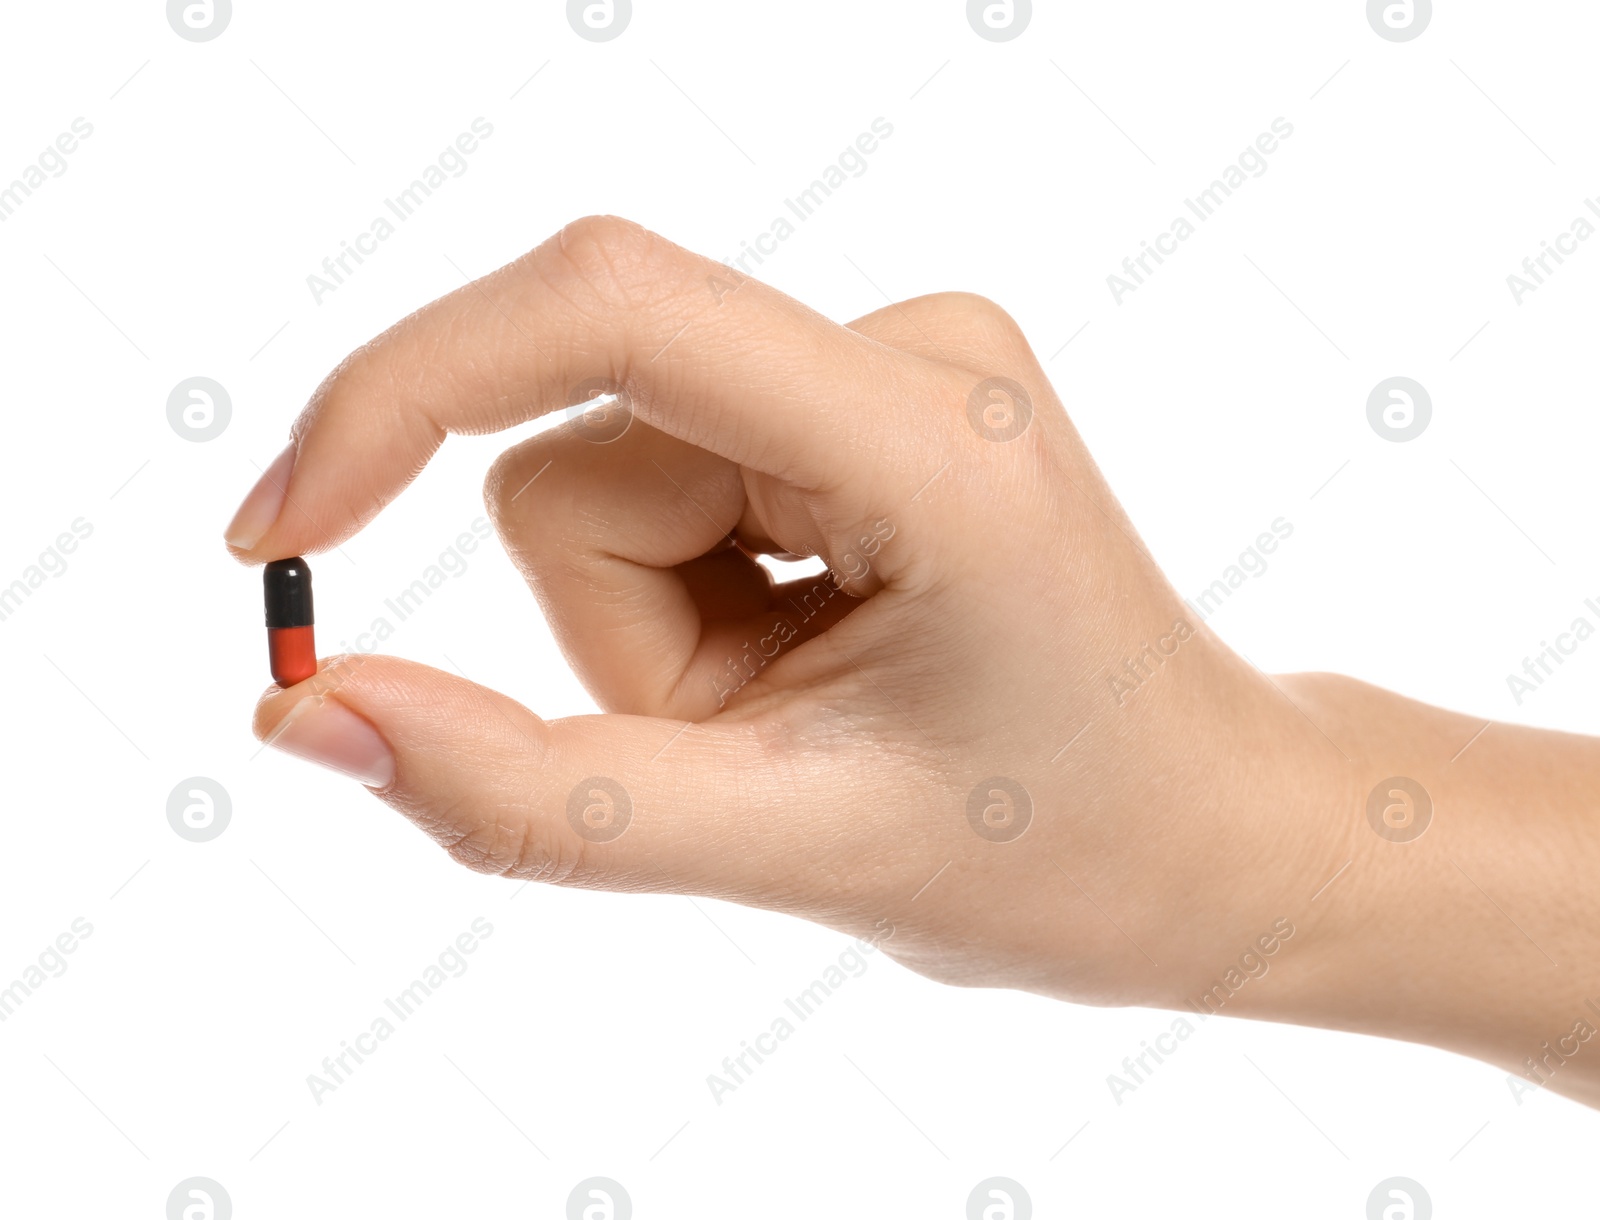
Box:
[228,217,1600,1106]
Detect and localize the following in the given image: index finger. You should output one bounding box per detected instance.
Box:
[223,215,957,562]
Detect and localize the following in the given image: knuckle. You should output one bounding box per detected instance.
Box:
[296,342,382,436]
[508,822,588,886]
[852,291,1035,371]
[481,437,596,576]
[942,292,1029,350]
[482,436,546,522]
[437,802,586,887]
[546,214,659,305]
[482,447,513,518]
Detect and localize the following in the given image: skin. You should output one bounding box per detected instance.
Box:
[229,216,1600,1109]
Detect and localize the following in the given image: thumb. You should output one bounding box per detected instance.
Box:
[253,654,784,895]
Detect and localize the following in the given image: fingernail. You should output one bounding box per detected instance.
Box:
[264,696,396,788]
[225,441,296,551]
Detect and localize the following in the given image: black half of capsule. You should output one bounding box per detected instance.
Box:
[264,556,314,628]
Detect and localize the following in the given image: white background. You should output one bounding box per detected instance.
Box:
[1,1,1597,1215]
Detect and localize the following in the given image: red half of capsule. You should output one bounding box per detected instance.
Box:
[269,625,318,687]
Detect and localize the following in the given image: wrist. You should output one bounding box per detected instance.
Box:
[1211,673,1600,1107]
[1133,664,1363,1020]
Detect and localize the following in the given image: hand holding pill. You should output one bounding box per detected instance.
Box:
[225,217,1600,1109]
